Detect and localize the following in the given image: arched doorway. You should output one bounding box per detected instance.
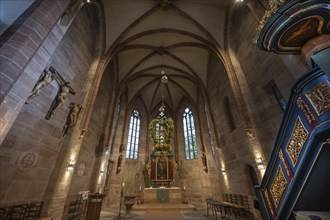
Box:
[245,164,262,219]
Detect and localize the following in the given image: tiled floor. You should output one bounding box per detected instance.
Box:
[100,209,213,220]
[100,203,223,220]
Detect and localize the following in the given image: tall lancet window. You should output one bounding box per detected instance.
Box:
[183,107,198,159]
[224,96,236,132]
[126,109,140,159]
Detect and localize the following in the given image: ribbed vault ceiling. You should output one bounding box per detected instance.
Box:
[102,0,232,113]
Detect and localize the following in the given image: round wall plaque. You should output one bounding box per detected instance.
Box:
[18,150,38,171]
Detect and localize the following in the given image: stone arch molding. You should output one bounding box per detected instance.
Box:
[80,1,260,162]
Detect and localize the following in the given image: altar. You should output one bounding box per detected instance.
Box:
[144,85,181,204]
[144,187,181,203]
[146,104,179,189]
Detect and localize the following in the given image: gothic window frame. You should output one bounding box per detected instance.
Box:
[224,96,236,132]
[182,107,199,160]
[265,80,287,112]
[271,84,287,112]
[126,109,141,160]
[110,102,120,154]
[205,105,215,154]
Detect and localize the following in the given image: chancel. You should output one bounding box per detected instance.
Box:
[146,70,178,189]
[0,0,329,220]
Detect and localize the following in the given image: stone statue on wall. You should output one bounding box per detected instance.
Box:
[202,152,208,173]
[62,102,82,136]
[45,67,75,120]
[144,158,151,187]
[27,69,55,100]
[119,144,125,153]
[116,154,123,174]
[134,173,140,192]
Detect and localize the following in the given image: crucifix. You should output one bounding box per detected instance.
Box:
[27,69,55,101]
[45,67,75,120]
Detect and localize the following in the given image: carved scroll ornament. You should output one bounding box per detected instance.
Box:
[297,96,316,124]
[253,0,288,44]
[270,166,288,208]
[285,116,308,167]
[306,80,330,116]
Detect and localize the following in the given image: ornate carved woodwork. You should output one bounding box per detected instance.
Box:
[270,166,288,208]
[306,80,330,116]
[285,116,308,167]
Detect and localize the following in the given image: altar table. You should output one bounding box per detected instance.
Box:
[144,187,181,203]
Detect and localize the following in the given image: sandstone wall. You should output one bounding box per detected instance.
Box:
[103,94,128,208]
[62,60,116,208]
[207,53,255,190]
[229,4,308,158]
[0,3,99,211]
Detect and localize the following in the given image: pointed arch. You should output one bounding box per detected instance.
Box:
[126,109,141,160]
[182,107,199,160]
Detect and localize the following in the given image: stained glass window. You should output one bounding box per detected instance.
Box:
[183,108,198,159]
[126,109,140,159]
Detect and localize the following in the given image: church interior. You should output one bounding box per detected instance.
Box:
[0,0,329,219]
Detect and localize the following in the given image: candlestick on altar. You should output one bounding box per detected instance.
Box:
[182,186,187,204]
[137,186,142,205]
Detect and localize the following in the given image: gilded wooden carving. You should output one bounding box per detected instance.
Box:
[253,0,287,44]
[270,166,288,208]
[264,189,276,217]
[173,159,178,177]
[278,149,292,180]
[306,80,330,116]
[146,158,151,178]
[297,96,316,124]
[285,116,308,167]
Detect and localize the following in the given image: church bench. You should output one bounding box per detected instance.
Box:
[223,193,252,219]
[206,198,216,217]
[206,194,252,219]
[206,198,233,220]
[0,201,43,220]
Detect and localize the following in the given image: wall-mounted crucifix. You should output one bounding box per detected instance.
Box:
[27,69,55,101]
[45,67,76,120]
[62,102,82,136]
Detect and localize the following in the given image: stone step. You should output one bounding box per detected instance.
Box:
[132,203,196,211]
